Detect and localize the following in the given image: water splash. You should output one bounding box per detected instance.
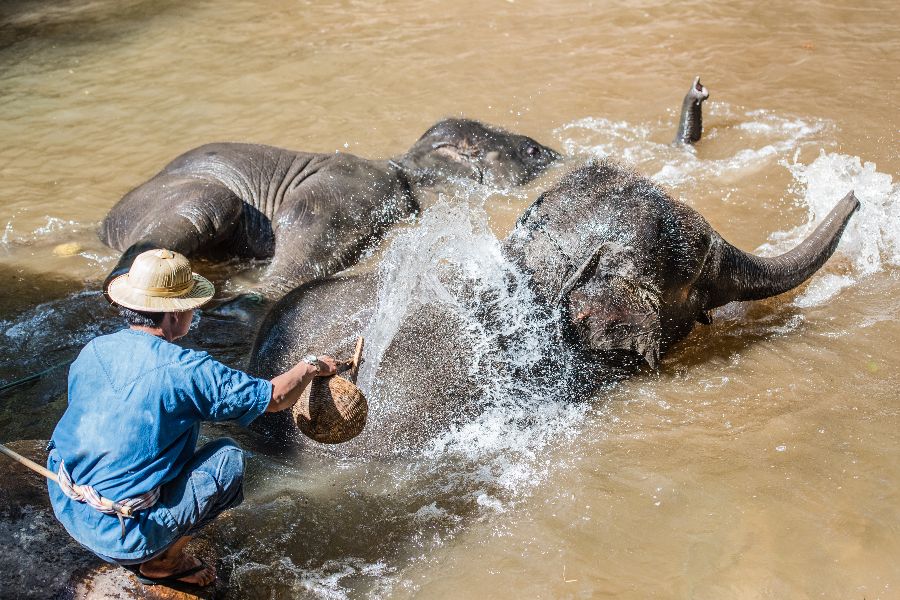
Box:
[1,291,110,354]
[361,186,552,391]
[759,151,899,307]
[359,191,587,497]
[0,215,92,248]
[228,555,394,600]
[0,290,117,388]
[217,192,596,596]
[557,103,828,187]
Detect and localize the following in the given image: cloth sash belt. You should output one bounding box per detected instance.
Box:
[57,460,160,538]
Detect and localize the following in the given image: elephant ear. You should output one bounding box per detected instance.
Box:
[562,244,663,369]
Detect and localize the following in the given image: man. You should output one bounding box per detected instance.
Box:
[46,248,337,588]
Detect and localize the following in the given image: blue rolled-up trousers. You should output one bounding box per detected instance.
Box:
[94,437,245,565]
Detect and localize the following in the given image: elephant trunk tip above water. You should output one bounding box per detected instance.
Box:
[674,76,709,146]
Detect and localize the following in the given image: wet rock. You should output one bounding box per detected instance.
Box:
[0,440,220,599]
[0,440,97,598]
[0,440,52,513]
[66,559,218,600]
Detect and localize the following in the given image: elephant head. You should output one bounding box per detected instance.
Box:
[395,118,561,188]
[504,161,859,369]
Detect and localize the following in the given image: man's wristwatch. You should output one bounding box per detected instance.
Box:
[302,355,321,374]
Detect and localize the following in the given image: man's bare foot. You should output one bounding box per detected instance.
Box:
[136,536,216,586]
[139,552,216,586]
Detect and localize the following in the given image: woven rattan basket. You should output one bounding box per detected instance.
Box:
[294,337,367,444]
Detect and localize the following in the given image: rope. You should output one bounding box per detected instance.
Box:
[57,461,159,518]
[0,359,73,395]
[0,442,159,538]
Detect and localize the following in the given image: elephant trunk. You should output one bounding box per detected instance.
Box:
[707,191,860,307]
[673,76,709,145]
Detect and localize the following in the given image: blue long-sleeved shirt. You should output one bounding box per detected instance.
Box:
[47,328,271,560]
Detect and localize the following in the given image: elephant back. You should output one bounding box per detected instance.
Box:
[248,272,483,456]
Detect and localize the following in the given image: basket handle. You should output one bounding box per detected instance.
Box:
[347,337,364,383]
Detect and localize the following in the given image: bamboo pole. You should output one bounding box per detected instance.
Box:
[0,442,136,517]
[0,442,58,482]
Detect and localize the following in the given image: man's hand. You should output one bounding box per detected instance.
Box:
[314,355,338,377]
[268,354,338,413]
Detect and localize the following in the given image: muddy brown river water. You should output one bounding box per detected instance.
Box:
[1,1,898,598]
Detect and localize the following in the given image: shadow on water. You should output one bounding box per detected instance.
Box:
[0,0,180,53]
[0,262,105,441]
[662,298,806,371]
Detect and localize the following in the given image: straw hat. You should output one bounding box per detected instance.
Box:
[106,249,215,312]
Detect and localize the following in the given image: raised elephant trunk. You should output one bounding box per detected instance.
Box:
[707,191,860,308]
[673,76,709,145]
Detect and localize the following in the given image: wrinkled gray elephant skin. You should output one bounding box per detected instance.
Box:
[673,76,709,145]
[248,273,482,456]
[248,160,858,454]
[505,161,859,368]
[100,119,561,302]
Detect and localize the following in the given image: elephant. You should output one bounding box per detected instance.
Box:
[247,272,486,454]
[99,118,561,316]
[503,162,858,368]
[99,77,711,319]
[246,159,859,455]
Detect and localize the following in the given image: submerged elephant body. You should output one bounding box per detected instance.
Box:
[100,78,715,306]
[101,119,560,299]
[248,272,483,455]
[101,145,413,291]
[248,160,859,453]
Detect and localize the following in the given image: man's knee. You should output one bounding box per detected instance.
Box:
[195,437,245,497]
[198,436,241,457]
[217,448,244,498]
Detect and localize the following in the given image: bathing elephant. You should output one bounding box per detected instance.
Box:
[99,118,561,312]
[503,162,858,367]
[100,77,710,316]
[247,160,859,454]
